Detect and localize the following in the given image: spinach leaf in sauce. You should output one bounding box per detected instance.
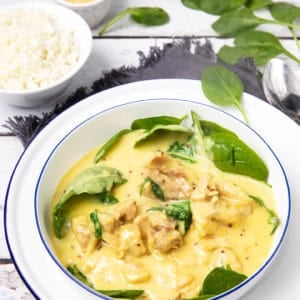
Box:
[140,177,165,201]
[67,264,144,299]
[90,209,102,239]
[148,200,192,234]
[250,195,280,234]
[185,266,247,299]
[52,166,126,238]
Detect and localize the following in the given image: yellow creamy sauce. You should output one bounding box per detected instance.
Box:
[50,131,276,299]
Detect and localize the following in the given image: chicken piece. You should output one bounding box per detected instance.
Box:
[208,178,254,226]
[71,215,97,253]
[136,211,183,253]
[143,152,193,200]
[210,247,242,273]
[97,212,117,233]
[115,199,138,224]
[118,223,147,257]
[122,261,150,283]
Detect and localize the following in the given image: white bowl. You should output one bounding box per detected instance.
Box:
[0,2,92,108]
[55,0,111,29]
[4,80,291,299]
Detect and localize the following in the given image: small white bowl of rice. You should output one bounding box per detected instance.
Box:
[0,2,92,107]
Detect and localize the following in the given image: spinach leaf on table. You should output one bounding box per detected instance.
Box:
[218,30,300,66]
[245,0,272,10]
[269,2,300,48]
[98,7,169,36]
[181,0,246,15]
[212,7,300,37]
[201,65,248,123]
[52,166,126,238]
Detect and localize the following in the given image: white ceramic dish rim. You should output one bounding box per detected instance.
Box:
[0,2,92,95]
[4,79,292,300]
[55,0,110,8]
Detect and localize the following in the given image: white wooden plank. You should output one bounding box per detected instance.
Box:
[0,264,34,300]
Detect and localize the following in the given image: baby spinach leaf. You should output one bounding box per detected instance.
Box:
[52,166,126,238]
[249,195,280,234]
[140,177,165,201]
[269,2,300,48]
[181,0,246,15]
[148,200,192,234]
[245,0,272,10]
[131,115,187,130]
[167,141,197,163]
[218,30,300,66]
[67,264,94,288]
[94,129,131,163]
[201,66,248,123]
[200,120,238,137]
[99,7,169,36]
[205,132,269,181]
[269,2,300,24]
[132,115,191,146]
[200,267,247,296]
[90,209,102,239]
[67,264,144,299]
[99,289,144,299]
[97,191,119,205]
[212,8,268,37]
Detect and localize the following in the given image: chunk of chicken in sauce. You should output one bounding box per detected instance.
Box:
[191,175,254,233]
[136,211,183,254]
[143,152,193,200]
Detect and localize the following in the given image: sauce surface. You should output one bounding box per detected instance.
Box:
[50,130,276,299]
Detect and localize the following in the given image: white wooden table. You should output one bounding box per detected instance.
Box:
[1,0,300,299]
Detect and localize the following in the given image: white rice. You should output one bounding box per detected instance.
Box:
[0,8,79,91]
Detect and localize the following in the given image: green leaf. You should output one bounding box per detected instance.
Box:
[218,30,300,66]
[94,129,131,163]
[167,141,197,163]
[99,289,144,298]
[181,0,246,15]
[90,209,102,239]
[140,177,165,201]
[200,267,247,296]
[52,166,126,238]
[269,2,300,24]
[249,195,280,234]
[134,125,192,146]
[99,7,169,36]
[200,120,238,137]
[129,7,170,25]
[201,66,248,123]
[245,0,272,10]
[97,191,119,205]
[67,264,144,299]
[67,264,94,288]
[148,200,192,234]
[212,8,267,37]
[205,132,269,181]
[131,115,187,130]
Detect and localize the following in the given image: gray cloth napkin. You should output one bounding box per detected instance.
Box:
[3,39,266,147]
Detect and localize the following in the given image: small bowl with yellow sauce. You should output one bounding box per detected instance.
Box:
[55,0,111,29]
